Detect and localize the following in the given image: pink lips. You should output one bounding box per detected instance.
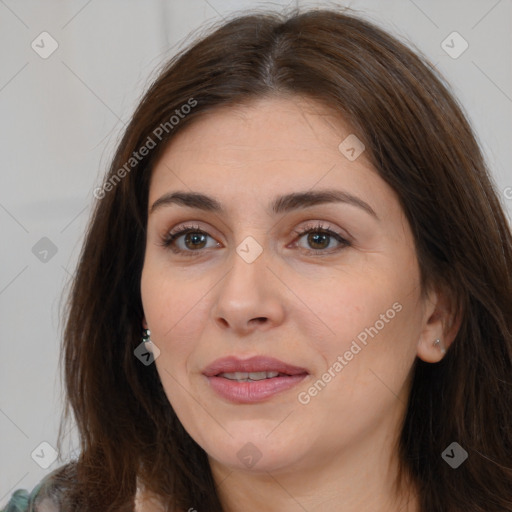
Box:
[202,356,309,403]
[203,355,308,376]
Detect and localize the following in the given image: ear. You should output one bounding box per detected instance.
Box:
[142,316,148,330]
[417,284,462,363]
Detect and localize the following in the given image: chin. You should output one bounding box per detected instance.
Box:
[201,428,310,474]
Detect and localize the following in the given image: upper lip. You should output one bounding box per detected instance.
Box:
[202,356,309,377]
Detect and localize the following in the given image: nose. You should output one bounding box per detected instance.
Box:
[211,241,286,336]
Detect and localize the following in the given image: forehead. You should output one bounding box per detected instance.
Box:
[156,96,357,164]
[148,96,394,218]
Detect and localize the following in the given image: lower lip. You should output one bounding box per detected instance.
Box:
[206,374,308,403]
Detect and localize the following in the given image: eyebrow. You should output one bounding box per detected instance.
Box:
[149,190,378,219]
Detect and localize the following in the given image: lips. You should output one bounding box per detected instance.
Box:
[202,356,308,377]
[202,356,309,403]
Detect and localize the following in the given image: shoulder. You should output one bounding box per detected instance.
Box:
[1,462,77,512]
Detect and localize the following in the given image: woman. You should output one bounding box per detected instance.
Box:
[3,6,511,512]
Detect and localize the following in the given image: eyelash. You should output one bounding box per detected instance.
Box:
[159,222,351,257]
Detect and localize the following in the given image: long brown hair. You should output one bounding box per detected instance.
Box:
[56,7,512,511]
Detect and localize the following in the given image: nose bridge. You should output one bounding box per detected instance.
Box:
[212,233,284,330]
[222,234,269,303]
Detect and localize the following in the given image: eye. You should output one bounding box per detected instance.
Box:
[160,224,221,255]
[159,222,350,257]
[292,222,351,254]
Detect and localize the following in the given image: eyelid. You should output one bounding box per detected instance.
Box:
[159,219,351,256]
[291,221,350,240]
[160,223,221,249]
[290,222,351,253]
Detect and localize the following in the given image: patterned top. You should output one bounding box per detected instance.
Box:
[1,463,72,512]
[1,463,158,512]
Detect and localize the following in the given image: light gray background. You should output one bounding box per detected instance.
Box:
[1,0,511,505]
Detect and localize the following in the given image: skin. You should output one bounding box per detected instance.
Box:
[139,95,458,512]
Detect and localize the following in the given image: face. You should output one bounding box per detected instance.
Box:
[140,96,433,478]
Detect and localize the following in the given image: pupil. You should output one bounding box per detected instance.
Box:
[309,232,329,249]
[185,232,206,249]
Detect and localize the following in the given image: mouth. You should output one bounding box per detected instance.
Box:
[217,370,290,382]
[202,356,309,403]
[203,355,308,378]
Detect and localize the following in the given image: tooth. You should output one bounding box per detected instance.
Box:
[220,372,249,380]
[218,371,282,381]
[247,372,267,380]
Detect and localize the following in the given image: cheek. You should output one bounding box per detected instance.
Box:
[303,257,422,379]
[298,299,420,430]
[140,263,207,354]
[291,268,402,352]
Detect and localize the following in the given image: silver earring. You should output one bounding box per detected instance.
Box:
[433,338,446,354]
[142,328,151,343]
